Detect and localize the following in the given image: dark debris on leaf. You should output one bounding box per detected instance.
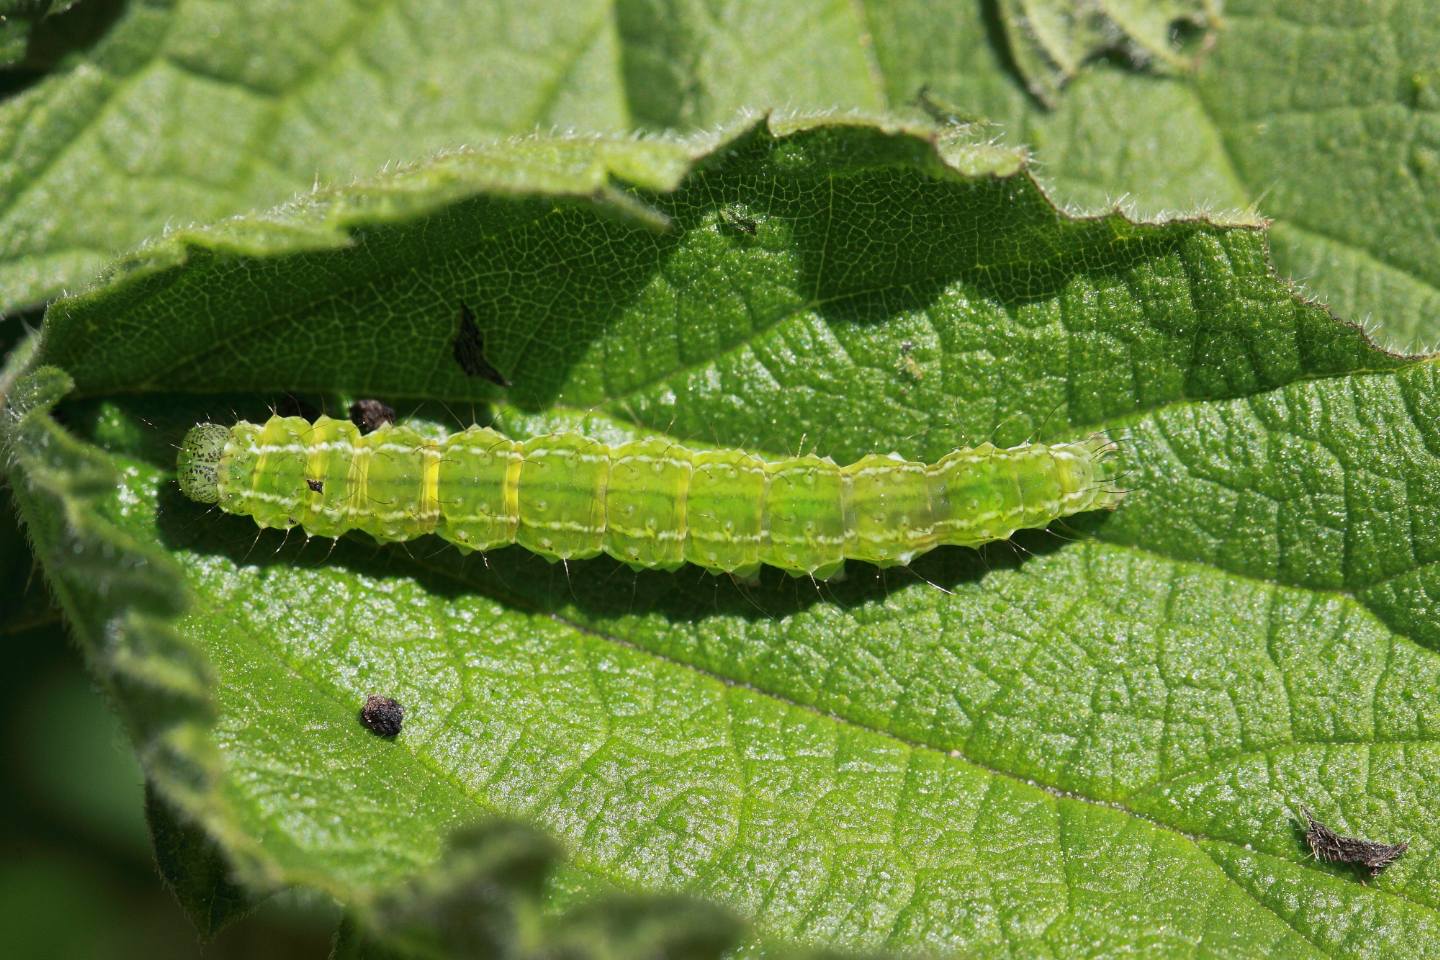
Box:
[348,398,396,434]
[360,695,404,738]
[453,303,510,386]
[1300,807,1408,878]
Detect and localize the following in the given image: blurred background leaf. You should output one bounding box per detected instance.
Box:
[0,0,84,65]
[0,617,338,957]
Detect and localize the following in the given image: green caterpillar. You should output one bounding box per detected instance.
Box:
[177,415,1124,578]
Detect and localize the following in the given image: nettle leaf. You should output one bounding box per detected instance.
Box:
[876,0,1440,350]
[1190,0,1440,351]
[145,783,256,938]
[9,117,1440,957]
[336,820,749,960]
[0,0,883,312]
[10,0,1438,357]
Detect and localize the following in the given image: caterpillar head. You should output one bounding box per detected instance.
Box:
[177,423,230,503]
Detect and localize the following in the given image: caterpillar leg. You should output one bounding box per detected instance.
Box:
[623,559,685,573]
[784,560,846,580]
[723,563,762,587]
[870,552,918,570]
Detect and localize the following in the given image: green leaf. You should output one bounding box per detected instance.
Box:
[0,484,52,634]
[7,0,1433,357]
[145,783,256,938]
[0,321,58,634]
[11,117,1440,956]
[873,0,1440,350]
[337,820,747,960]
[0,0,884,313]
[1192,0,1440,351]
[0,335,283,901]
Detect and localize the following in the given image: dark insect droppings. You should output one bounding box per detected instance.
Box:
[306,478,323,493]
[1300,807,1408,878]
[453,303,511,386]
[360,695,405,738]
[348,398,396,434]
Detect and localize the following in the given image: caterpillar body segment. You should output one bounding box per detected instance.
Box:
[177,415,1124,577]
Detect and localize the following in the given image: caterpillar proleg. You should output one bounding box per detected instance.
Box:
[177,416,1124,578]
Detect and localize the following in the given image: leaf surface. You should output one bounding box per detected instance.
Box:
[8,0,1437,355]
[877,0,1440,349]
[0,0,879,311]
[8,118,1440,956]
